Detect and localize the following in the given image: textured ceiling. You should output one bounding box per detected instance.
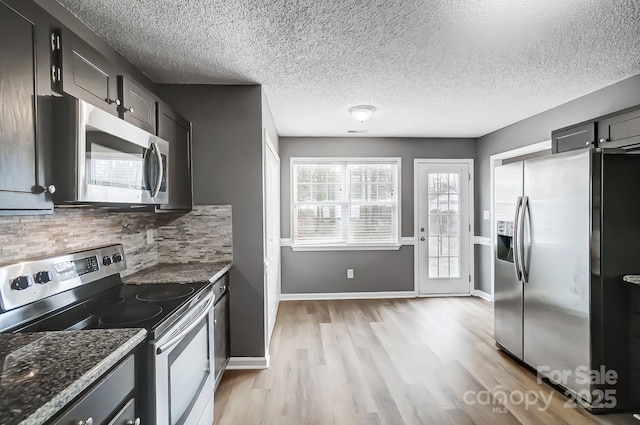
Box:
[56,0,640,138]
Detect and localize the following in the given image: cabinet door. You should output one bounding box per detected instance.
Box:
[156,102,192,211]
[0,1,52,213]
[551,122,595,154]
[61,28,118,115]
[107,399,137,425]
[119,76,157,134]
[213,291,230,389]
[598,106,640,150]
[50,355,135,425]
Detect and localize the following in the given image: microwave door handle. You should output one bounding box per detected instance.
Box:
[151,142,163,198]
[156,293,215,354]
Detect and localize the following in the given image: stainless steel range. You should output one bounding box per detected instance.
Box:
[0,245,216,425]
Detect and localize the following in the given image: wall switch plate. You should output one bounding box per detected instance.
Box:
[147,229,154,244]
[347,269,354,279]
[483,210,490,220]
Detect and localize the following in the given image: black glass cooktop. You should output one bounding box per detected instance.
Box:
[15,282,211,338]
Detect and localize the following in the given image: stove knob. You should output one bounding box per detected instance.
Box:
[11,276,32,291]
[112,253,123,263]
[34,271,52,284]
[103,256,113,266]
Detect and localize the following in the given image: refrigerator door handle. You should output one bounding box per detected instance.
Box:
[519,196,530,283]
[513,196,523,281]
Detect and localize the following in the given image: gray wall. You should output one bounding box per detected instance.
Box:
[474,73,640,294]
[280,136,476,294]
[156,84,267,358]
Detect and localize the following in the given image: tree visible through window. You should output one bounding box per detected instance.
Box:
[292,159,400,247]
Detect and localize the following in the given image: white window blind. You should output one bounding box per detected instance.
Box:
[292,159,400,248]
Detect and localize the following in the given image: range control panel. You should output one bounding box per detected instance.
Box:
[0,244,126,312]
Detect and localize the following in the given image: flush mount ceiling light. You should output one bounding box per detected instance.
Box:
[349,105,376,123]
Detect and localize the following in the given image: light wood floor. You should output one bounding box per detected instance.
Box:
[213,297,638,425]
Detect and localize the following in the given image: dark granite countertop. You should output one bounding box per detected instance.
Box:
[623,275,640,285]
[122,261,232,285]
[0,328,146,425]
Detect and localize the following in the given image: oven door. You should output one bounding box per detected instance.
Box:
[77,99,169,205]
[152,291,215,425]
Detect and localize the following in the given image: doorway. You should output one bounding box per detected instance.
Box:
[264,132,280,348]
[415,160,473,296]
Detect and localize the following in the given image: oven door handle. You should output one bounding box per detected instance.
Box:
[156,293,215,354]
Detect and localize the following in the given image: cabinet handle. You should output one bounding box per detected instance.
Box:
[34,185,56,195]
[124,106,134,113]
[108,98,121,106]
[126,419,141,425]
[599,138,608,144]
[77,418,93,425]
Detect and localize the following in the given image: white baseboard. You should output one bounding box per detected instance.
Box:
[226,354,270,370]
[472,289,494,302]
[280,291,415,301]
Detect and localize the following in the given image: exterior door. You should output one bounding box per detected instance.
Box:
[417,162,471,295]
[264,136,280,347]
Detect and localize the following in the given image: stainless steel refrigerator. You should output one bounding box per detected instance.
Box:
[494,148,640,412]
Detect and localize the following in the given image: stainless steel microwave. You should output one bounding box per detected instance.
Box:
[54,97,169,205]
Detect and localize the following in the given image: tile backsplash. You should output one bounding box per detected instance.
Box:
[0,205,232,275]
[157,205,232,263]
[0,207,157,276]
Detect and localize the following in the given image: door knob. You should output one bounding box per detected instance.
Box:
[126,419,141,425]
[420,227,425,232]
[420,237,425,241]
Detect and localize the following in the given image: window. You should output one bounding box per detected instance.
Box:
[291,158,401,250]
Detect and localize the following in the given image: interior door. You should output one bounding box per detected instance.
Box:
[417,162,471,295]
[264,136,280,347]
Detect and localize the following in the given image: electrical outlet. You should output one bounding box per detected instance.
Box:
[347,269,354,279]
[147,229,154,244]
[483,210,490,220]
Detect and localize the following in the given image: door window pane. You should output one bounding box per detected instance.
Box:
[426,171,462,278]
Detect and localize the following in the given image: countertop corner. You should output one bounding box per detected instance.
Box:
[0,328,146,425]
[122,261,232,285]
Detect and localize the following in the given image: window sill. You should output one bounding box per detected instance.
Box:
[290,244,402,252]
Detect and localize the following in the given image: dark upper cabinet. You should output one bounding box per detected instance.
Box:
[598,106,640,150]
[60,28,119,116]
[0,0,54,213]
[156,102,192,211]
[551,122,595,154]
[118,76,157,134]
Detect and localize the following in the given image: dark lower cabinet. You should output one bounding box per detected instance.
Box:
[50,355,140,425]
[156,102,193,211]
[551,121,595,154]
[213,273,230,389]
[598,106,640,150]
[119,76,157,134]
[0,0,53,213]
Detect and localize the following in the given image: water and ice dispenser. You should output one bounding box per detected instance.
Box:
[496,221,515,263]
